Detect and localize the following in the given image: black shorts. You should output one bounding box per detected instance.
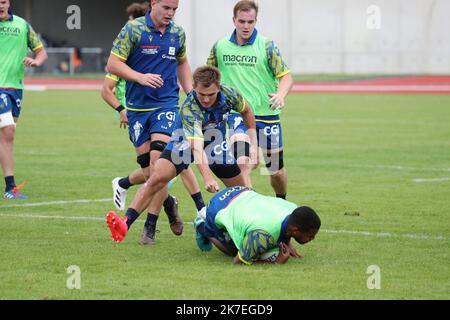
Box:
[160,150,241,179]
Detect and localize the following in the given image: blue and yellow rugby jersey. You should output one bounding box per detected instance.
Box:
[179,84,246,141]
[111,10,186,112]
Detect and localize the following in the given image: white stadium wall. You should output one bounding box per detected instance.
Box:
[176,0,450,74]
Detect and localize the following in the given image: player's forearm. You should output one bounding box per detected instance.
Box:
[241,107,257,147]
[193,150,214,182]
[177,58,193,94]
[33,48,48,66]
[101,84,121,110]
[191,141,214,182]
[107,55,141,83]
[277,72,294,98]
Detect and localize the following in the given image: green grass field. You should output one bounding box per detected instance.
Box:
[0,90,449,300]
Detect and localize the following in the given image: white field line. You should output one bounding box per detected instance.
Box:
[320,229,446,241]
[26,84,450,93]
[25,84,101,91]
[25,85,47,91]
[0,198,111,209]
[349,164,450,172]
[413,178,450,183]
[350,165,450,182]
[0,213,104,221]
[0,212,446,241]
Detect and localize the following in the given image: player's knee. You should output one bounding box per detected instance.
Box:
[0,112,15,136]
[137,153,150,169]
[0,125,15,144]
[264,150,284,172]
[149,170,169,189]
[270,167,286,179]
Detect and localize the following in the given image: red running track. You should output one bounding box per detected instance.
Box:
[24,76,450,94]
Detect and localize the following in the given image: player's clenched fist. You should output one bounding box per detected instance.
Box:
[205,179,220,193]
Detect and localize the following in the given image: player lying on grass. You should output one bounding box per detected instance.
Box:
[106,65,257,244]
[194,186,321,265]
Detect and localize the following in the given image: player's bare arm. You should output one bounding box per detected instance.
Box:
[177,57,193,94]
[190,139,219,193]
[101,78,128,129]
[269,72,293,110]
[107,54,164,88]
[239,100,258,163]
[22,47,48,68]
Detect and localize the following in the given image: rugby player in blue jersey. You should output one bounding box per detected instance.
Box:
[106,66,258,244]
[101,2,206,236]
[105,0,198,244]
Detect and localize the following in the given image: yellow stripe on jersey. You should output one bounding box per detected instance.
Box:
[241,101,248,112]
[32,44,43,52]
[276,70,291,79]
[111,51,127,61]
[105,75,119,82]
[126,107,161,112]
[238,252,252,265]
[255,119,281,124]
[186,136,205,141]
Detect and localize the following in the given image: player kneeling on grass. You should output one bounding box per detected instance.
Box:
[194,186,321,265]
[105,66,257,244]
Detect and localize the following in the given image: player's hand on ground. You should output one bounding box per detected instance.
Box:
[138,73,164,88]
[205,179,220,193]
[276,242,290,264]
[287,242,302,258]
[268,93,285,110]
[119,110,128,129]
[22,57,39,68]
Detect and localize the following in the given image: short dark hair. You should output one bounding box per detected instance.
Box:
[127,2,149,19]
[233,0,259,18]
[289,206,321,232]
[193,66,221,88]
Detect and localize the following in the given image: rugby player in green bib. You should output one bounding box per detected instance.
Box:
[207,0,294,198]
[0,0,47,199]
[194,186,321,265]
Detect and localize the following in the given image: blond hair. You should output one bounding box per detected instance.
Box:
[233,0,258,18]
[193,66,221,87]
